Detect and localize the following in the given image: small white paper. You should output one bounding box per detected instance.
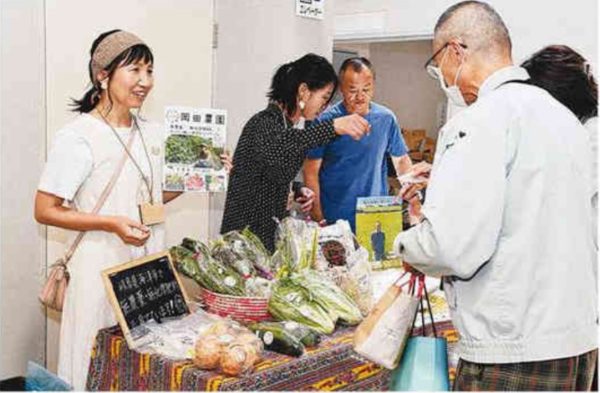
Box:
[296,0,324,20]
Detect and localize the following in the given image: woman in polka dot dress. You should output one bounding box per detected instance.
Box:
[221,53,370,252]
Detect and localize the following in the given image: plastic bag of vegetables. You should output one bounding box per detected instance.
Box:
[273,218,319,276]
[316,220,355,267]
[244,276,272,298]
[268,278,335,334]
[194,319,263,376]
[247,321,305,357]
[249,321,322,352]
[218,230,274,279]
[241,227,274,278]
[170,245,203,284]
[291,270,363,326]
[210,238,256,278]
[177,238,246,296]
[342,247,374,316]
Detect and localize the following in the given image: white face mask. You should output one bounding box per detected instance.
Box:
[429,52,468,107]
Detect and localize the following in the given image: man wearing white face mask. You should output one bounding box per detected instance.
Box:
[394,1,597,390]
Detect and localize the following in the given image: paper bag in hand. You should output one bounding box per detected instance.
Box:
[353,273,419,369]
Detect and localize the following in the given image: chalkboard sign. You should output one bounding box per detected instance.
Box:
[102,251,190,348]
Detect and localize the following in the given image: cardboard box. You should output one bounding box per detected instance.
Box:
[402,128,426,151]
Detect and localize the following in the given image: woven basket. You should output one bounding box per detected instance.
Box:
[198,287,271,323]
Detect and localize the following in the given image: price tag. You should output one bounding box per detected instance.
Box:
[139,202,166,226]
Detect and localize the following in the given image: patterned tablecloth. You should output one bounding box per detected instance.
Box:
[86,315,458,391]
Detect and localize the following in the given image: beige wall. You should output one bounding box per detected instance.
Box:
[369,40,446,138]
[0,0,47,379]
[210,0,336,238]
[43,0,214,373]
[334,0,598,72]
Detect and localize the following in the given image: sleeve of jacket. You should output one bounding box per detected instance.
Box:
[394,116,507,279]
[251,112,336,184]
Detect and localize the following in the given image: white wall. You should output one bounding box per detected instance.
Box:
[369,40,446,138]
[0,0,47,379]
[334,0,598,71]
[210,0,336,238]
[43,0,214,373]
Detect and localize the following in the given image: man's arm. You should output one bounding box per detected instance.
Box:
[391,154,413,176]
[302,158,324,222]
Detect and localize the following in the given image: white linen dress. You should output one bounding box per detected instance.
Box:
[38,113,165,389]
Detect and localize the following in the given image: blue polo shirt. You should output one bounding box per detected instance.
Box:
[307,101,407,231]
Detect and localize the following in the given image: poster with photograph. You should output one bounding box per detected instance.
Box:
[163,106,228,192]
[355,196,403,269]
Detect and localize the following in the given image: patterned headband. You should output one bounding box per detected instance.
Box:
[91,31,145,84]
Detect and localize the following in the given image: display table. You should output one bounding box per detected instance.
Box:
[86,320,458,391]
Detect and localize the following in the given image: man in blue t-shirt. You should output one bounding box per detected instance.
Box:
[303,57,411,232]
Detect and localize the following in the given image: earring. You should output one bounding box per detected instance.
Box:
[299,101,305,111]
[100,80,108,90]
[91,88,100,102]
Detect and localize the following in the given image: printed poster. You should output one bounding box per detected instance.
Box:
[163,106,228,192]
[355,196,403,269]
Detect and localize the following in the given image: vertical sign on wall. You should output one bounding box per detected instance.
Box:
[296,0,324,20]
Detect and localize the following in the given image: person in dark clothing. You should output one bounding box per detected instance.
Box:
[221,53,370,252]
[370,221,386,261]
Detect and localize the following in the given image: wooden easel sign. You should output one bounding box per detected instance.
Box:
[102,251,190,348]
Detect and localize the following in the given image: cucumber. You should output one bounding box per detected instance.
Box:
[253,321,322,347]
[248,323,305,357]
[284,322,322,347]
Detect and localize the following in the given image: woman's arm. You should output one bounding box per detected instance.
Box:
[34,190,150,247]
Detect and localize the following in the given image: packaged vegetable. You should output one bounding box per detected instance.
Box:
[268,278,335,334]
[211,238,256,278]
[177,238,246,296]
[193,319,263,376]
[194,335,222,369]
[248,322,305,357]
[291,270,363,326]
[316,220,355,267]
[273,218,319,277]
[343,247,373,316]
[249,321,321,349]
[220,230,274,279]
[244,276,272,298]
[136,307,221,360]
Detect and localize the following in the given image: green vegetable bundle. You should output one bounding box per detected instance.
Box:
[221,230,273,279]
[170,245,202,282]
[291,270,363,326]
[176,238,245,296]
[268,278,335,334]
[272,218,319,278]
[211,238,256,278]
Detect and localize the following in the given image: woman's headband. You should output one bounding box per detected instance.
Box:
[91,31,145,84]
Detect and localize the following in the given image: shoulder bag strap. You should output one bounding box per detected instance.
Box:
[59,127,137,265]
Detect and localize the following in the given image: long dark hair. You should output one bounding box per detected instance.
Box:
[522,45,597,123]
[267,53,338,117]
[71,29,154,113]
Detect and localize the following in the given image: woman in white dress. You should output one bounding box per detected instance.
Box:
[34,30,183,389]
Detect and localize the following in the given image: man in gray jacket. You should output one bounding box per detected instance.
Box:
[394,1,598,390]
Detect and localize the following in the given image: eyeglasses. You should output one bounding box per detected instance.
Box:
[424,42,468,79]
[346,87,373,100]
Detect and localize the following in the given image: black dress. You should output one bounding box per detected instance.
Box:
[221,103,336,252]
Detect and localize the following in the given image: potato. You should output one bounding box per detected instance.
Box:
[220,345,248,376]
[193,337,222,370]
